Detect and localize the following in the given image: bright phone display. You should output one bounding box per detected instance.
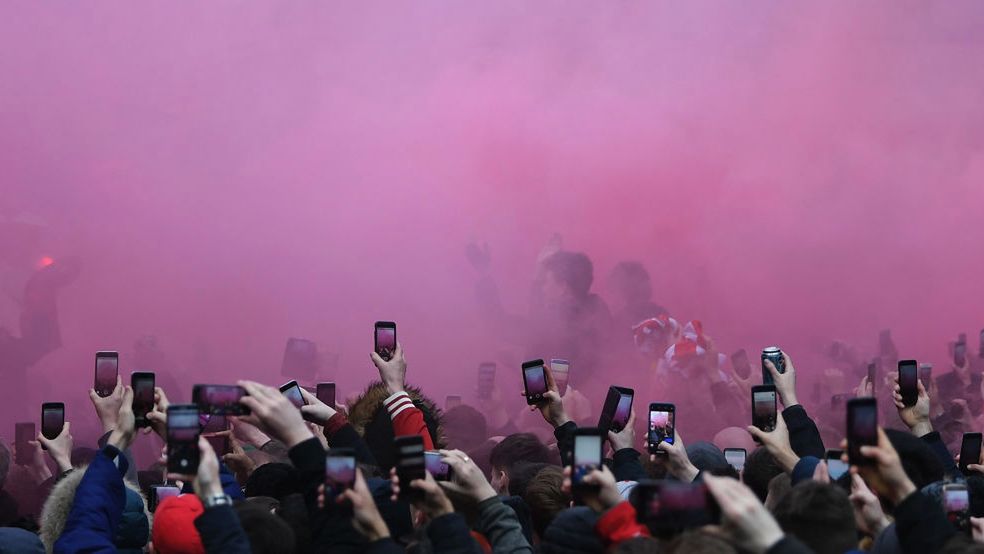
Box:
[648,403,675,454]
[94,351,119,398]
[522,359,548,405]
[751,385,777,432]
[167,405,201,473]
[374,321,397,361]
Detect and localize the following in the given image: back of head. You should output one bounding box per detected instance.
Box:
[772,481,857,554]
[764,473,791,512]
[884,429,944,489]
[542,251,594,300]
[245,462,301,500]
[686,442,730,475]
[490,433,552,475]
[523,465,569,539]
[508,462,552,497]
[234,503,297,554]
[442,405,488,451]
[348,383,444,471]
[666,530,737,554]
[541,506,604,554]
[744,448,782,502]
[151,495,205,554]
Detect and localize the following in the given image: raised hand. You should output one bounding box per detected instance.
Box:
[608,410,637,452]
[561,465,621,513]
[841,427,916,505]
[145,387,170,438]
[371,343,407,395]
[107,386,136,451]
[89,375,125,434]
[37,421,74,474]
[704,474,785,554]
[389,468,454,520]
[764,352,798,408]
[339,469,391,541]
[653,429,699,482]
[167,436,223,500]
[238,380,313,449]
[746,415,799,473]
[298,387,337,425]
[527,364,570,428]
[849,473,890,536]
[437,449,497,503]
[891,373,932,437]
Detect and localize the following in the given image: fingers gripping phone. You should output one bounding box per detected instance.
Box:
[550,359,570,397]
[425,450,452,481]
[598,386,634,432]
[374,321,397,362]
[724,448,746,472]
[41,402,65,441]
[167,405,201,473]
[751,385,777,433]
[898,360,919,407]
[279,380,307,409]
[192,385,251,416]
[94,351,119,398]
[847,398,878,466]
[394,435,426,500]
[572,428,603,490]
[825,449,849,480]
[648,403,675,455]
[132,372,155,428]
[15,422,35,465]
[316,382,336,409]
[522,359,548,405]
[325,448,356,503]
[943,483,970,533]
[477,362,496,400]
[959,432,983,474]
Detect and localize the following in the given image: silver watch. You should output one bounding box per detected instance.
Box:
[203,493,233,509]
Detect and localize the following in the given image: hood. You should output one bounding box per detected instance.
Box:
[346,381,446,446]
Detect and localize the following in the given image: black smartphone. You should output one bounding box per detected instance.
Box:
[192,384,250,416]
[167,405,201,474]
[847,397,878,466]
[445,395,462,410]
[598,386,634,432]
[825,449,849,480]
[394,435,426,499]
[477,362,496,400]
[425,450,452,481]
[325,448,356,503]
[866,363,877,389]
[550,359,570,397]
[279,380,306,409]
[149,485,181,512]
[918,363,933,391]
[648,403,675,455]
[572,428,604,489]
[751,385,777,433]
[522,359,548,405]
[374,321,397,362]
[281,337,318,379]
[730,349,751,380]
[959,432,983,474]
[631,480,720,534]
[14,422,35,466]
[131,371,155,428]
[94,351,119,398]
[898,360,918,407]
[316,382,336,409]
[955,335,968,367]
[724,448,746,472]
[41,402,65,441]
[944,483,970,533]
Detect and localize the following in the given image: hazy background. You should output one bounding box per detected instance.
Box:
[2,1,984,441]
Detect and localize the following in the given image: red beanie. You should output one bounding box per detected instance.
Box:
[151,494,206,554]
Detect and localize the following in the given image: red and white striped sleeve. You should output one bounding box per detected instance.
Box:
[383,391,435,450]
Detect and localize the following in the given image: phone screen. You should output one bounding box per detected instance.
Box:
[280,381,306,409]
[325,454,356,499]
[612,393,634,430]
[752,389,777,432]
[15,422,35,465]
[523,363,548,403]
[573,434,602,485]
[826,450,849,480]
[375,323,397,361]
[550,359,570,396]
[132,373,155,426]
[847,399,878,465]
[167,407,201,473]
[425,451,451,480]
[724,449,746,471]
[959,433,982,472]
[396,436,426,495]
[899,361,918,407]
[316,383,336,408]
[151,485,181,512]
[282,337,317,378]
[944,486,970,531]
[477,363,496,400]
[41,404,64,440]
[194,385,249,416]
[649,406,675,450]
[730,350,751,380]
[94,352,119,397]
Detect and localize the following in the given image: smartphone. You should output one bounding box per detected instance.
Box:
[325,448,356,503]
[943,483,970,533]
[41,402,65,441]
[374,321,397,362]
[167,405,201,473]
[201,413,228,434]
[847,397,878,466]
[477,362,496,400]
[648,403,675,455]
[724,448,746,472]
[631,480,720,533]
[866,363,877,390]
[131,372,155,428]
[279,380,306,409]
[730,350,751,380]
[550,359,570,397]
[825,449,849,480]
[425,450,452,481]
[955,335,968,367]
[572,428,604,488]
[959,432,983,474]
[899,360,918,407]
[445,395,462,410]
[192,384,250,416]
[522,359,548,405]
[316,382,336,409]
[918,363,933,391]
[94,351,119,398]
[394,435,425,499]
[149,485,181,512]
[598,386,634,432]
[281,337,318,379]
[751,385,777,433]
[14,422,35,466]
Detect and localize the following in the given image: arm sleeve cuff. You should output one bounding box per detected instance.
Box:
[384,391,415,419]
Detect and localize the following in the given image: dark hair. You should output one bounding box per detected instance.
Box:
[245,463,302,500]
[743,448,782,502]
[665,530,737,554]
[542,251,594,300]
[234,503,297,554]
[490,433,553,475]
[772,481,857,554]
[524,466,569,539]
[442,405,488,451]
[612,536,664,553]
[508,462,552,497]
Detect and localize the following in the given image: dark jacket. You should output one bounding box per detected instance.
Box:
[194,504,251,553]
[611,449,648,483]
[475,496,533,553]
[921,431,959,479]
[782,405,825,459]
[53,445,128,554]
[894,491,955,554]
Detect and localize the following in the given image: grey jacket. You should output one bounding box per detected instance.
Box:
[475,497,533,554]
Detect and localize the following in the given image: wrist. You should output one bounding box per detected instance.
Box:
[367,521,391,542]
[283,427,316,449]
[384,381,405,396]
[551,415,571,428]
[55,456,73,473]
[107,429,134,451]
[755,530,785,554]
[872,516,891,535]
[889,480,917,505]
[198,481,224,499]
[674,461,700,483]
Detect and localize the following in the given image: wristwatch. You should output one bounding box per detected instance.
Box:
[203,493,233,509]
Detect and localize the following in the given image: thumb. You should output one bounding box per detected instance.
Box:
[746,425,766,442]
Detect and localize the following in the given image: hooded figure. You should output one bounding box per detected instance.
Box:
[39,467,149,553]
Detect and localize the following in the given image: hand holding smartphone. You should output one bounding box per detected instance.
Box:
[394,435,425,500]
[898,360,918,407]
[374,321,397,362]
[132,372,155,428]
[751,385,777,434]
[959,432,982,474]
[192,384,251,416]
[825,449,849,480]
[550,359,570,397]
[279,380,307,409]
[425,450,452,481]
[41,402,65,442]
[167,405,201,473]
[572,428,603,490]
[954,334,968,368]
[281,337,318,379]
[598,386,634,432]
[522,359,549,405]
[94,351,119,398]
[724,448,746,472]
[325,448,356,503]
[477,362,496,400]
[943,483,970,533]
[149,485,181,512]
[648,403,675,454]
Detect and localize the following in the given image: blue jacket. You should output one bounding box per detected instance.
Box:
[54,445,129,554]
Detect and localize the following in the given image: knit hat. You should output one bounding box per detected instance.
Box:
[151,494,205,554]
[541,506,604,554]
[244,462,301,500]
[686,442,729,475]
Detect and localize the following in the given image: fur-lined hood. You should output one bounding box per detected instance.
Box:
[39,466,149,553]
[347,381,446,448]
